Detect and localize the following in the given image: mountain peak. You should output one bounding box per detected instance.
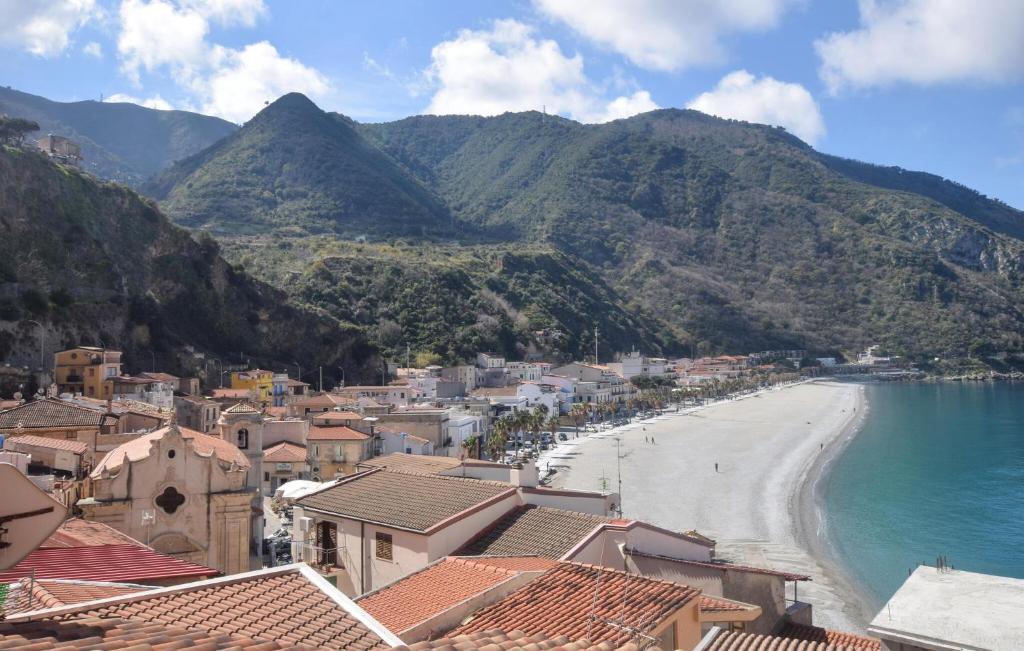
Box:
[250,92,324,123]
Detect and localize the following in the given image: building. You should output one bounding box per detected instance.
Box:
[505,361,550,382]
[868,566,1024,651]
[308,425,371,479]
[77,422,253,575]
[139,372,199,396]
[262,441,309,492]
[0,398,118,467]
[287,392,357,419]
[606,351,670,380]
[37,134,82,166]
[271,374,309,406]
[109,375,174,410]
[378,428,433,456]
[701,627,881,651]
[217,401,266,555]
[230,369,274,403]
[441,365,478,392]
[173,393,220,432]
[2,434,88,478]
[0,564,401,650]
[373,408,450,449]
[337,385,417,407]
[54,347,122,399]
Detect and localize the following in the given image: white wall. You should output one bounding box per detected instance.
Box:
[263,419,308,447]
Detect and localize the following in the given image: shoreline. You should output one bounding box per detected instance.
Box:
[545,379,875,632]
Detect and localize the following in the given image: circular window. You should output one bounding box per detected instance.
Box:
[167,449,176,459]
[70,352,78,359]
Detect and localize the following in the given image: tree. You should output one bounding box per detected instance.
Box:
[461,434,479,459]
[414,351,442,367]
[0,116,40,146]
[570,403,587,436]
[546,415,560,440]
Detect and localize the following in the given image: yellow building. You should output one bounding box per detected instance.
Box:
[230,369,274,404]
[54,347,122,399]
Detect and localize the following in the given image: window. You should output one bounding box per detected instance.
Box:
[237,428,249,449]
[313,444,319,456]
[375,532,393,560]
[155,486,185,514]
[264,471,270,482]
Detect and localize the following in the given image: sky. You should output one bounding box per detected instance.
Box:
[1,0,1023,209]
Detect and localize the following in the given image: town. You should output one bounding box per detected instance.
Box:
[2,343,1013,651]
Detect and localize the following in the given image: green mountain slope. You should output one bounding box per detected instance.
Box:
[149,95,1024,360]
[0,87,237,186]
[144,93,455,238]
[0,145,378,382]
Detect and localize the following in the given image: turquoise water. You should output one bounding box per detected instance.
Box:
[823,382,1024,608]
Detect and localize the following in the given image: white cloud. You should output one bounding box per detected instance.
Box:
[82,40,102,57]
[687,70,825,144]
[113,0,328,122]
[424,19,657,123]
[816,0,1024,93]
[198,41,329,123]
[105,92,173,110]
[0,0,98,57]
[535,0,793,71]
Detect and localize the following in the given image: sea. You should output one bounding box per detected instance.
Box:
[822,381,1024,610]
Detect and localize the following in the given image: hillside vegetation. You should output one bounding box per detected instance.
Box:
[0,145,378,382]
[0,87,237,186]
[149,95,1024,362]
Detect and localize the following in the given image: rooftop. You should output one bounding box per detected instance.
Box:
[458,505,612,559]
[312,411,363,421]
[625,551,809,581]
[223,401,262,414]
[452,561,699,645]
[868,567,1024,651]
[0,398,105,430]
[1,578,148,616]
[0,617,320,650]
[357,452,464,475]
[401,629,643,651]
[264,441,308,463]
[3,433,88,455]
[296,468,514,532]
[0,544,217,584]
[91,423,250,477]
[307,425,369,441]
[40,518,144,548]
[8,564,399,651]
[702,628,876,651]
[357,556,555,634]
[777,622,880,650]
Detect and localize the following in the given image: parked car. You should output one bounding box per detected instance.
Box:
[558,432,568,441]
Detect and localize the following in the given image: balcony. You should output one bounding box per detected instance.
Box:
[65,375,83,384]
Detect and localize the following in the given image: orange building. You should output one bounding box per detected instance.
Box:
[54,347,122,399]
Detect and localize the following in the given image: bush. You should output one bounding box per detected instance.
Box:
[20,288,50,314]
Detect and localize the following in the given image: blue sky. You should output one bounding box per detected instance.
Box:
[2,0,1023,209]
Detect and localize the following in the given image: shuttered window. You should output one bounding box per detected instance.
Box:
[375,532,393,560]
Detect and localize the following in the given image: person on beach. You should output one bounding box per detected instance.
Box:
[714,462,718,472]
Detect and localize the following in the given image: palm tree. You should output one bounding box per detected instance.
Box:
[546,415,560,441]
[570,403,586,436]
[488,418,509,461]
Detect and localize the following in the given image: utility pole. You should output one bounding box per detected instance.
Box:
[594,327,599,364]
[616,437,623,517]
[319,366,323,393]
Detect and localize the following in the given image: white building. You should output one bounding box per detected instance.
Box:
[606,351,670,380]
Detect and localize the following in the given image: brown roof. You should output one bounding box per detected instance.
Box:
[41,518,144,548]
[16,565,396,650]
[0,617,322,650]
[1,579,147,616]
[357,452,463,474]
[3,433,88,455]
[778,623,882,651]
[224,401,262,414]
[92,424,249,476]
[705,628,880,651]
[401,629,645,651]
[209,388,253,399]
[312,411,363,422]
[0,398,105,430]
[296,469,514,532]
[293,393,355,408]
[700,595,758,613]
[459,505,612,559]
[452,562,699,645]
[264,441,307,463]
[358,556,556,633]
[625,551,810,581]
[308,425,368,441]
[139,372,179,383]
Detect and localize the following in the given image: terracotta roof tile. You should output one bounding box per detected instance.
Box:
[452,562,698,645]
[224,401,262,414]
[209,388,253,399]
[401,629,642,651]
[0,398,104,429]
[264,441,307,463]
[308,425,368,441]
[0,544,217,584]
[3,434,88,455]
[296,469,513,532]
[459,506,612,559]
[40,518,144,548]
[705,629,878,651]
[699,595,758,613]
[357,557,530,633]
[357,453,463,474]
[458,556,559,572]
[0,617,322,650]
[311,411,362,422]
[1,579,148,616]
[777,623,881,650]
[91,423,249,476]
[21,566,393,651]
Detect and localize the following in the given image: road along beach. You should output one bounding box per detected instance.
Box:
[546,380,872,631]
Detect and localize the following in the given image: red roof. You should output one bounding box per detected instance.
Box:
[264,441,307,463]
[3,434,88,455]
[308,425,368,441]
[0,544,217,584]
[41,518,143,548]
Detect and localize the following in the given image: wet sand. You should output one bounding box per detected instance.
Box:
[546,380,873,631]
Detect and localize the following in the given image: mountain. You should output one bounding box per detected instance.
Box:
[144,93,454,238]
[0,86,237,186]
[0,144,379,384]
[148,95,1024,361]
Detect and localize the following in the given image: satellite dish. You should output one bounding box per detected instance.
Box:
[0,463,68,570]
[13,391,22,400]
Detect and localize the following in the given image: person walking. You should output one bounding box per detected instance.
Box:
[714,462,719,472]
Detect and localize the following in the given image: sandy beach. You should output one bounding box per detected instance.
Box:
[545,380,872,632]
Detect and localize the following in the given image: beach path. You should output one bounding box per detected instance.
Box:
[548,381,867,631]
